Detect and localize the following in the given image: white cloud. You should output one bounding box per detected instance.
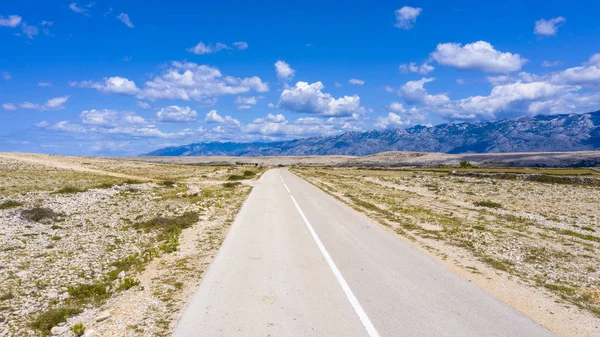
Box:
[394,6,422,30]
[16,96,69,111]
[69,3,93,16]
[348,78,365,85]
[72,76,139,95]
[375,112,411,129]
[0,15,22,28]
[2,103,16,110]
[486,75,512,86]
[387,102,406,113]
[334,82,342,87]
[275,60,295,80]
[534,17,566,36]
[456,78,465,85]
[235,96,261,110]
[187,42,232,55]
[80,109,147,127]
[156,106,198,123]
[117,13,134,28]
[20,22,39,39]
[397,78,450,106]
[399,62,435,75]
[232,41,248,50]
[542,60,562,68]
[137,101,151,109]
[38,120,87,133]
[138,62,268,101]
[267,113,286,123]
[38,81,52,87]
[204,110,240,125]
[46,96,70,109]
[431,41,527,73]
[278,81,363,117]
[589,54,600,67]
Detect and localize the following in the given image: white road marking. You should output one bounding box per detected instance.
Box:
[281,173,381,337]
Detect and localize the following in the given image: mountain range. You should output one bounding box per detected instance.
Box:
[145,110,600,156]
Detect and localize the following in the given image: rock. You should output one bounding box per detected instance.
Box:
[84,329,95,337]
[117,271,126,279]
[176,192,184,197]
[96,310,111,322]
[50,326,68,335]
[186,186,201,196]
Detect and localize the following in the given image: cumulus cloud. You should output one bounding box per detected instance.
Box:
[397,78,450,106]
[394,6,421,30]
[14,96,69,111]
[2,103,17,110]
[37,120,87,133]
[278,81,363,117]
[275,60,295,80]
[117,13,134,28]
[204,110,240,125]
[534,17,566,36]
[138,62,268,101]
[375,113,411,129]
[399,62,435,75]
[0,15,22,28]
[137,101,151,109]
[234,96,261,110]
[156,106,198,123]
[431,41,527,73]
[232,41,248,50]
[348,78,365,85]
[71,76,139,95]
[80,109,147,127]
[38,81,52,87]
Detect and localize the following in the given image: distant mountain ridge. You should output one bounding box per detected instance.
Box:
[145,110,600,156]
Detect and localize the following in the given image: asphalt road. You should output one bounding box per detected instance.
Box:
[173,168,555,337]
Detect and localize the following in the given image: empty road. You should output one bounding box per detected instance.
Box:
[173,169,555,337]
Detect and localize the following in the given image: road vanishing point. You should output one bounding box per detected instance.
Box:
[173,169,555,337]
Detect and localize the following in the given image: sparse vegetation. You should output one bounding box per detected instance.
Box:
[473,200,503,209]
[29,307,82,335]
[222,181,241,188]
[71,322,86,336]
[118,277,141,291]
[54,186,87,194]
[0,200,23,209]
[20,207,63,222]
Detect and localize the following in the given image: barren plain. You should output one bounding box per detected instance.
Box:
[0,153,262,337]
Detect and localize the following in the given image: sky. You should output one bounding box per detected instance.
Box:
[1,1,600,155]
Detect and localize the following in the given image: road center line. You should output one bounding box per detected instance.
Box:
[280,173,381,337]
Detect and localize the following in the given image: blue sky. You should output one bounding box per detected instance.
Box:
[1,1,600,155]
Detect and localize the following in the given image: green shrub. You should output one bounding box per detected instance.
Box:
[0,200,23,210]
[0,292,14,301]
[54,186,87,194]
[71,323,86,336]
[67,283,109,303]
[459,161,473,168]
[242,170,256,177]
[160,180,176,187]
[222,182,241,188]
[227,175,245,181]
[21,207,64,222]
[118,278,141,291]
[29,307,81,334]
[473,201,502,209]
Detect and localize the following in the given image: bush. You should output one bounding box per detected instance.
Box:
[473,200,502,209]
[0,200,23,210]
[29,307,82,334]
[54,186,87,194]
[227,175,245,181]
[222,182,241,188]
[71,323,86,336]
[118,278,141,291]
[243,170,256,177]
[21,207,63,222]
[459,161,473,168]
[133,212,199,252]
[161,180,176,187]
[67,283,109,303]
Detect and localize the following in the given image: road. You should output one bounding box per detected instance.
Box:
[173,168,555,337]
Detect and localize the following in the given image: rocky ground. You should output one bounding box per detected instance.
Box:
[0,154,260,337]
[293,167,600,337]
